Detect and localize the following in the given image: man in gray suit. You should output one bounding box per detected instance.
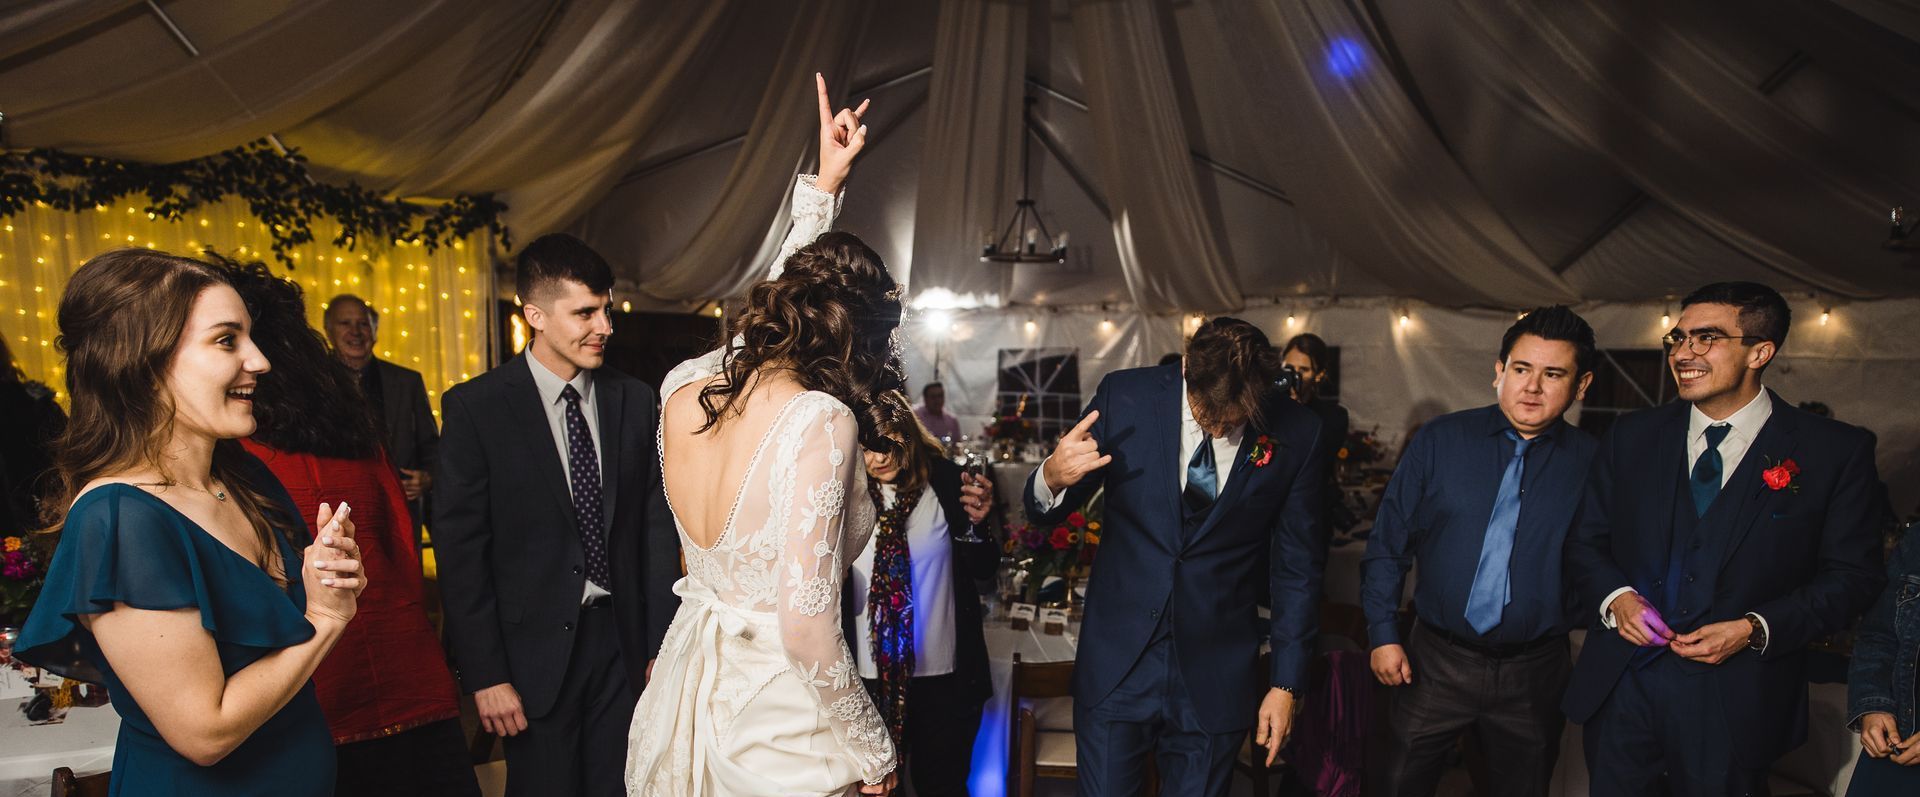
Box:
[326,293,440,541]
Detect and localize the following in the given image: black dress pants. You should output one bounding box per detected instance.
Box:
[1370,623,1571,797]
[861,672,985,797]
[501,602,634,797]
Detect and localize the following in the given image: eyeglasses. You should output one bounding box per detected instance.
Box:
[1661,331,1766,355]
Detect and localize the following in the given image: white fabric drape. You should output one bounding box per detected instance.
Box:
[905,0,1028,305]
[1441,0,1920,299]
[382,0,736,238]
[1069,0,1242,313]
[1207,0,1580,308]
[636,0,873,303]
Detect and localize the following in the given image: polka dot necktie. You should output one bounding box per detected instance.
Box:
[561,385,611,591]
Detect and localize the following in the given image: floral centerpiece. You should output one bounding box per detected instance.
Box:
[1004,492,1103,604]
[1335,425,1386,483]
[983,393,1038,460]
[2,535,47,629]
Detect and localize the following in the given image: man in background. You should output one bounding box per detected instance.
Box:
[915,381,963,443]
[326,294,439,543]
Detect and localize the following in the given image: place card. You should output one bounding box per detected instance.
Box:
[1009,602,1037,631]
[1040,607,1070,635]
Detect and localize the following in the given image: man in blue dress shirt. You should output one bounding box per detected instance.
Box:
[1360,306,1600,796]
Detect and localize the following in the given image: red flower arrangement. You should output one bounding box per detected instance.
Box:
[1,535,47,627]
[1763,457,1801,493]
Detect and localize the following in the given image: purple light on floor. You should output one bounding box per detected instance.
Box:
[1325,36,1367,79]
[969,698,1009,797]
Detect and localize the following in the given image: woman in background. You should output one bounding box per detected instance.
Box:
[216,256,477,797]
[849,407,997,796]
[17,248,362,795]
[0,336,67,534]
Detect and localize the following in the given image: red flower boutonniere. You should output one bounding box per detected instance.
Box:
[1762,457,1801,493]
[1248,434,1275,468]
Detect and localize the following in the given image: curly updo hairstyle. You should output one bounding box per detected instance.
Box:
[1184,316,1285,432]
[698,231,913,454]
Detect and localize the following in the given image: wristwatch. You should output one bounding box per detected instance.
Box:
[1744,614,1767,652]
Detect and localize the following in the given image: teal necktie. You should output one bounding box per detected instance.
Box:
[1183,437,1217,515]
[1691,424,1732,517]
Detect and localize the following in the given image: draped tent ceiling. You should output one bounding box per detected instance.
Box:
[6,0,1920,312]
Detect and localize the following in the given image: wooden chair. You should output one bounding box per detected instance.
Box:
[1009,653,1078,797]
[49,767,109,797]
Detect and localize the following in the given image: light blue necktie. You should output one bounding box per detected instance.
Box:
[1465,430,1533,635]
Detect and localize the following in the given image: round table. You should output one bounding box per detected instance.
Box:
[0,701,118,797]
[968,607,1079,797]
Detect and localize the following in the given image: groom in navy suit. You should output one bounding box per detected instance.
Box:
[1564,282,1885,795]
[1026,317,1326,796]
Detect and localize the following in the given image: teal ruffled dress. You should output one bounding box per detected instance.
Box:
[16,484,335,796]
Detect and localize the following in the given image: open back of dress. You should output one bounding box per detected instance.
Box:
[625,349,895,796]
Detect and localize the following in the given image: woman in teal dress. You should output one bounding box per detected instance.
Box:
[15,249,366,796]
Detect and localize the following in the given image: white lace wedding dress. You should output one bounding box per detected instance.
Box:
[625,177,897,796]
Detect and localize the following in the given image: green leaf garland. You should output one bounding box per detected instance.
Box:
[1,139,511,265]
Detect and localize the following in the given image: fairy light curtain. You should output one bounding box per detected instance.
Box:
[0,199,493,418]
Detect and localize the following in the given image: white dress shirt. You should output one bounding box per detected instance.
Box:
[848,483,957,679]
[1031,377,1244,511]
[525,353,612,604]
[1600,387,1773,649]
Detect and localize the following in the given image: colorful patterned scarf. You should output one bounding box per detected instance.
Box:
[864,478,919,750]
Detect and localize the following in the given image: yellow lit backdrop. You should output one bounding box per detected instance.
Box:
[0,199,495,420]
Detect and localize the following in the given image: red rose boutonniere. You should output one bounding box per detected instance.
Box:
[1762,457,1801,493]
[1247,434,1275,468]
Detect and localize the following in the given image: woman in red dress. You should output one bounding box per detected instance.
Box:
[218,257,477,797]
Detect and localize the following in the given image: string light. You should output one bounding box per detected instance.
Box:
[1099,318,1114,333]
[1821,308,1831,326]
[1285,314,1297,327]
[621,301,632,313]
[1025,320,1037,334]
[1399,312,1410,327]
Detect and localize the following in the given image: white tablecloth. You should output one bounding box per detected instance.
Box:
[0,701,118,797]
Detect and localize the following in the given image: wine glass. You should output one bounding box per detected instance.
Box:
[955,451,990,543]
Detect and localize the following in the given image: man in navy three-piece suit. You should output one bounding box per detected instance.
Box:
[1025,317,1326,797]
[1564,282,1886,795]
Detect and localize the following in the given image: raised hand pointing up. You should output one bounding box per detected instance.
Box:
[815,72,869,195]
[1041,410,1112,494]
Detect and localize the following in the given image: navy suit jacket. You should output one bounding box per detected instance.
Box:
[1562,391,1885,764]
[1024,364,1327,733]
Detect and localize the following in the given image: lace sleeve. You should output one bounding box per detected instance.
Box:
[772,395,896,784]
[763,174,843,281]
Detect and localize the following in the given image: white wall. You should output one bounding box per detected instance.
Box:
[898,297,1920,515]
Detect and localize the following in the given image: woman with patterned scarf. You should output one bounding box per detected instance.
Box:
[846,406,1000,796]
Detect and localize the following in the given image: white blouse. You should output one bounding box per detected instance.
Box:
[847,482,958,679]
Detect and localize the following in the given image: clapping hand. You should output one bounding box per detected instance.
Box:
[1041,411,1112,494]
[303,502,362,625]
[814,72,869,195]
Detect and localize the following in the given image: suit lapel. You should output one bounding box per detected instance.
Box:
[1719,394,1800,569]
[504,356,578,526]
[1153,367,1184,544]
[595,375,624,531]
[1646,402,1690,568]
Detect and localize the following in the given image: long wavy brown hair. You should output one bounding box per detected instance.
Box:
[44,249,297,564]
[1185,316,1285,432]
[697,231,914,456]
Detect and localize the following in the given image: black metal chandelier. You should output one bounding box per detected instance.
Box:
[982,95,1068,264]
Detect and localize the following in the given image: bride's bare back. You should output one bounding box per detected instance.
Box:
[660,368,806,550]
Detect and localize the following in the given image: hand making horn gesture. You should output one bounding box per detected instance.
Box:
[814,72,870,195]
[1041,411,1112,495]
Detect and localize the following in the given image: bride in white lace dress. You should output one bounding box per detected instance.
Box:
[625,76,901,797]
